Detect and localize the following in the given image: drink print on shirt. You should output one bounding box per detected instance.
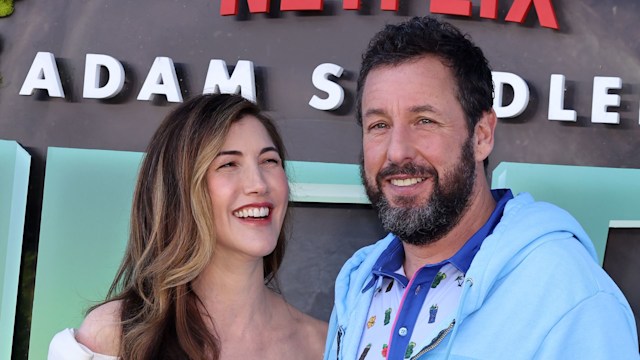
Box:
[384,307,392,325]
[431,271,447,288]
[359,344,372,360]
[404,342,416,359]
[386,279,394,292]
[428,304,438,323]
[367,315,377,328]
[381,344,388,357]
[357,264,465,359]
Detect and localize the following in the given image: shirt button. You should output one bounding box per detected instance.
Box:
[398,327,408,336]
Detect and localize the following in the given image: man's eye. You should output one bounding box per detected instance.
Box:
[418,118,433,124]
[369,122,388,130]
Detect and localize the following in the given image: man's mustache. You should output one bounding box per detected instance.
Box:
[376,162,437,181]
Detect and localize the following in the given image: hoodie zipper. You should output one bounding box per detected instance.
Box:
[409,319,456,360]
[336,326,343,360]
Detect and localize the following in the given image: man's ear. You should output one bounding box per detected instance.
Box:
[473,109,497,163]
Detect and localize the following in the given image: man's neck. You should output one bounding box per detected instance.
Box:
[402,184,496,279]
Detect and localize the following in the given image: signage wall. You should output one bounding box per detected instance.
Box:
[0,0,638,357]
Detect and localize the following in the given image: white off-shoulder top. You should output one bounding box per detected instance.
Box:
[48,328,118,360]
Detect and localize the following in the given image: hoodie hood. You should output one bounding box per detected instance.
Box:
[458,192,595,319]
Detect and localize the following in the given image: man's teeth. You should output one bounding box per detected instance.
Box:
[233,207,270,218]
[390,178,424,187]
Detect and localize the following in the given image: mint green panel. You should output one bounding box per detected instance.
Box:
[28,148,142,360]
[492,162,640,264]
[0,140,30,360]
[287,161,368,204]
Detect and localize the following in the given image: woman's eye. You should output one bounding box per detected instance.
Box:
[263,158,281,165]
[218,161,236,169]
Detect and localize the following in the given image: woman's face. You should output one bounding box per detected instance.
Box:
[206,115,288,262]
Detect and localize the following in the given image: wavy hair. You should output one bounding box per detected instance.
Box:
[97,94,287,359]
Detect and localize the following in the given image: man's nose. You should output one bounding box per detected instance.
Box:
[386,125,416,165]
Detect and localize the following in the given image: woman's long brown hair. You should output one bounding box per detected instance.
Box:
[94,94,288,359]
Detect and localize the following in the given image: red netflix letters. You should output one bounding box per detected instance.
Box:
[220,0,559,30]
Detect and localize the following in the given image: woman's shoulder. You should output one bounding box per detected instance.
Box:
[49,328,119,360]
[297,310,328,341]
[74,300,123,356]
[282,303,328,357]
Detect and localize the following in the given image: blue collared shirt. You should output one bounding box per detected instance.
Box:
[357,189,513,359]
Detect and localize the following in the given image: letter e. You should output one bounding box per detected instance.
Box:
[591,76,622,124]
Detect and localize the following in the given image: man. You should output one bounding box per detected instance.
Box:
[324,16,639,360]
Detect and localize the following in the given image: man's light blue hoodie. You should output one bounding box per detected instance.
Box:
[324,192,639,359]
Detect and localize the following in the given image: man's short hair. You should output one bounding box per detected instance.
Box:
[356,16,494,135]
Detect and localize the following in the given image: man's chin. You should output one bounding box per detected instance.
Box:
[385,194,429,209]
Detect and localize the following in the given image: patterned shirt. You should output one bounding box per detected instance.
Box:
[356,189,513,360]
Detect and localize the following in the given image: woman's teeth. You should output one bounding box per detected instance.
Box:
[233,207,270,218]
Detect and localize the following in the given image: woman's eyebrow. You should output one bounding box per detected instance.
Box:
[215,146,278,158]
[260,146,279,155]
[215,150,242,158]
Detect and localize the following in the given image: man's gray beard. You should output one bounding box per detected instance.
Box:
[363,137,477,246]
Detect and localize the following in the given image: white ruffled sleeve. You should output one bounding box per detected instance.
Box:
[48,328,118,360]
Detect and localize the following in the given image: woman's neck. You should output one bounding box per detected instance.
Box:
[191,254,282,339]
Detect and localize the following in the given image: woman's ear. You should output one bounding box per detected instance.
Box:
[473,109,497,163]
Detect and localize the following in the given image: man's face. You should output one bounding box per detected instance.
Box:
[360,56,478,245]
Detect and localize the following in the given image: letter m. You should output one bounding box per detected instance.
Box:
[202,60,257,102]
[220,0,269,15]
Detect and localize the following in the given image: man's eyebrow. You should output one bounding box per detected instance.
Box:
[363,108,387,118]
[409,104,440,115]
[363,104,441,119]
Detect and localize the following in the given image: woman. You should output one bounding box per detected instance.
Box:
[48,94,327,359]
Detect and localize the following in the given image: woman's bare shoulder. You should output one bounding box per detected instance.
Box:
[285,305,328,357]
[299,311,328,341]
[75,300,122,356]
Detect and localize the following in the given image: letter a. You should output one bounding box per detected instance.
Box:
[19,52,65,98]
